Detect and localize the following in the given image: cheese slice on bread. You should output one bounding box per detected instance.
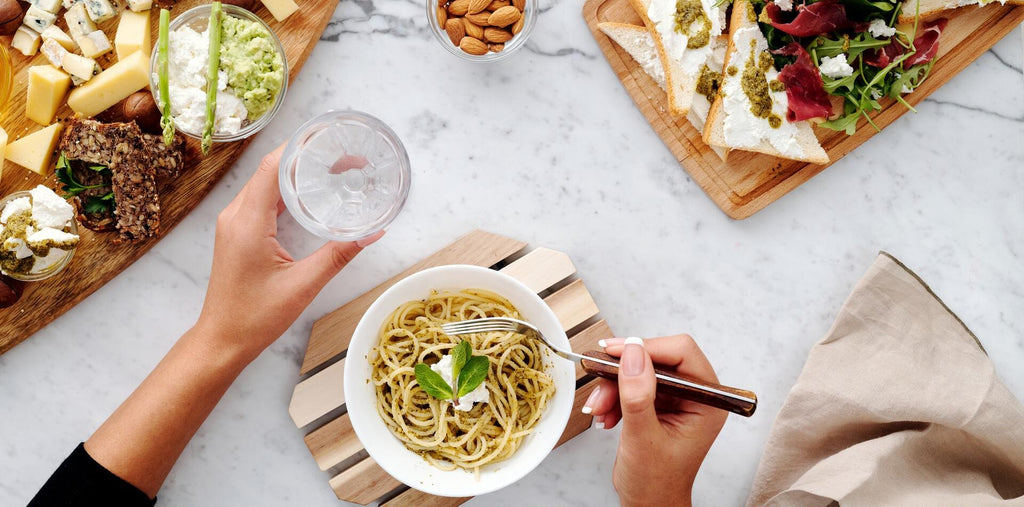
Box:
[703,0,829,164]
[599,22,729,161]
[628,0,727,117]
[898,0,1023,23]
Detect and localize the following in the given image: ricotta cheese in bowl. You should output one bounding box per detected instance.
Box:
[0,186,80,282]
[150,4,288,143]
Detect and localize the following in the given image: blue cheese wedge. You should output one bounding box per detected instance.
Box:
[29,0,63,14]
[11,26,43,56]
[64,2,97,39]
[40,26,78,51]
[24,6,58,33]
[62,53,101,85]
[126,0,151,12]
[78,30,112,58]
[63,0,82,9]
[40,39,71,68]
[83,0,119,23]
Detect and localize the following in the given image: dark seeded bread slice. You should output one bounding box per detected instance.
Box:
[110,138,160,242]
[59,118,185,181]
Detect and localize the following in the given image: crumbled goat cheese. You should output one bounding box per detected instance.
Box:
[30,185,74,229]
[868,19,897,38]
[161,26,248,136]
[774,0,794,10]
[0,197,31,223]
[818,54,855,79]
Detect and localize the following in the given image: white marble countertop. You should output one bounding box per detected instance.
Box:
[2,2,1022,506]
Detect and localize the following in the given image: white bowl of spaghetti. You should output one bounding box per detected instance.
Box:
[344,265,576,497]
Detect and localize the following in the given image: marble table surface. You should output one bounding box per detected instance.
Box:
[2,1,1022,506]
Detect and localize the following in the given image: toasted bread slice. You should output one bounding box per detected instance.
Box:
[703,0,829,164]
[898,0,1023,23]
[599,22,729,161]
[627,0,727,118]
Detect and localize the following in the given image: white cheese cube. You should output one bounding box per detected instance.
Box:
[40,26,79,51]
[64,3,97,39]
[24,6,58,34]
[126,0,151,12]
[12,26,43,56]
[63,0,81,9]
[77,30,112,58]
[29,0,63,14]
[83,0,119,23]
[260,0,298,21]
[40,39,71,68]
[62,53,101,84]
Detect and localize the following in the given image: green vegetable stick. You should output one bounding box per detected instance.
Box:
[159,9,174,147]
[202,2,223,155]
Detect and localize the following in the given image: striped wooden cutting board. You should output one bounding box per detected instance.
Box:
[288,230,614,505]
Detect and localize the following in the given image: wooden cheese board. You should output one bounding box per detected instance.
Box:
[0,0,341,354]
[288,230,612,505]
[583,0,1024,219]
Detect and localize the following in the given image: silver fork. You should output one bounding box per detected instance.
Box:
[441,317,757,417]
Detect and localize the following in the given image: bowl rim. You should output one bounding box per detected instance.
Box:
[147,3,289,142]
[0,190,78,282]
[343,264,575,497]
[425,0,538,63]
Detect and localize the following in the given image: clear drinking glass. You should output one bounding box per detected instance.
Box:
[278,110,411,242]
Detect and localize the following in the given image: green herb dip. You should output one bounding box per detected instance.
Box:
[219,16,285,120]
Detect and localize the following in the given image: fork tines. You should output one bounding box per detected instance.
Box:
[441,319,519,335]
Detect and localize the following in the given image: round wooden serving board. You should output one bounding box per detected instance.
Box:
[0,0,341,355]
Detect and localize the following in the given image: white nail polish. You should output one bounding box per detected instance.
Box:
[598,339,607,348]
[594,421,604,430]
[581,406,592,414]
[624,336,644,346]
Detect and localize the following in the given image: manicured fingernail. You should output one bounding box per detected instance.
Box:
[621,337,645,377]
[356,230,386,248]
[582,385,600,414]
[593,415,605,430]
[597,339,607,348]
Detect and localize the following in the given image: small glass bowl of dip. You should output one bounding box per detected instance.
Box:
[426,0,537,62]
[279,110,412,242]
[147,4,289,144]
[0,191,79,282]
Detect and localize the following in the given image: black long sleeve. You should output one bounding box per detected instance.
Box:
[29,443,156,507]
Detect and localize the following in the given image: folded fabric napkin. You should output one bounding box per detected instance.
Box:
[748,252,1024,506]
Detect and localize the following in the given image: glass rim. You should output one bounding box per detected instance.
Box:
[425,0,537,63]
[278,110,412,243]
[0,190,79,282]
[147,3,289,143]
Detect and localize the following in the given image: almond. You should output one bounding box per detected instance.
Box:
[464,18,484,40]
[467,0,490,14]
[459,36,488,55]
[512,0,525,11]
[465,11,491,26]
[487,5,520,27]
[488,0,511,9]
[488,43,504,52]
[483,27,512,43]
[437,6,447,26]
[448,0,470,16]
[511,16,524,34]
[445,18,465,46]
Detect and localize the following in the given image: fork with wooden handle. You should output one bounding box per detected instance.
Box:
[440,317,757,417]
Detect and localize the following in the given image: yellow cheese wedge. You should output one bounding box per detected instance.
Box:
[67,51,150,118]
[0,127,8,183]
[5,123,64,176]
[261,0,298,21]
[115,9,151,60]
[26,65,72,126]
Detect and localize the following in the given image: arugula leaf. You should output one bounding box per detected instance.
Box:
[414,363,453,401]
[451,340,471,384]
[456,356,490,398]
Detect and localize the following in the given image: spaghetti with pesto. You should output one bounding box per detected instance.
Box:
[370,289,555,475]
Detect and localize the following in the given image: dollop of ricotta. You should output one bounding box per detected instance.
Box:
[430,353,489,412]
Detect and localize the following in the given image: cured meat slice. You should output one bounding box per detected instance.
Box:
[765,0,866,37]
[774,43,834,122]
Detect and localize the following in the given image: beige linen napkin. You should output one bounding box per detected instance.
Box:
[747,252,1024,506]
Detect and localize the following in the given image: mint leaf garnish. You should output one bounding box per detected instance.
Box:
[414,363,452,401]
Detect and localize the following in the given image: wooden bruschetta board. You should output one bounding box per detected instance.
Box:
[288,230,612,505]
[0,1,341,354]
[583,0,1024,219]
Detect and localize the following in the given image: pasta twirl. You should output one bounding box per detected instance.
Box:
[371,289,555,476]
